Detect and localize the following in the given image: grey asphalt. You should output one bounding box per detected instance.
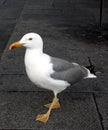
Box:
[0,0,108,129]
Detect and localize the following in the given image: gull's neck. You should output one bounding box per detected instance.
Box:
[25,47,44,61]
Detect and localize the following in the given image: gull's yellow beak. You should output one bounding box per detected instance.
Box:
[9,41,24,50]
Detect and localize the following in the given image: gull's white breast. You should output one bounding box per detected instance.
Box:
[24,49,69,93]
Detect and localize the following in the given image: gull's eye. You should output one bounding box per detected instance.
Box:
[28,38,33,40]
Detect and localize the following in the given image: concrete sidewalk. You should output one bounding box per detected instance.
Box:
[0,0,108,129]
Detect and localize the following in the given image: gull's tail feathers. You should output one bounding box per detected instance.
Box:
[85,57,97,78]
[85,69,97,79]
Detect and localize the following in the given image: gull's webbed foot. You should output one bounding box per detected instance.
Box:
[36,97,59,123]
[36,112,50,123]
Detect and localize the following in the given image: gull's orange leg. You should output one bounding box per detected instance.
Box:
[44,97,60,109]
[36,97,59,123]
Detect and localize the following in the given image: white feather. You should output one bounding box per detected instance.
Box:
[84,69,96,79]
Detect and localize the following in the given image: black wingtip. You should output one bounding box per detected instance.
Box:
[86,57,96,75]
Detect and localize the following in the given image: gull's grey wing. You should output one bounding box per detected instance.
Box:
[50,57,88,84]
[51,57,75,71]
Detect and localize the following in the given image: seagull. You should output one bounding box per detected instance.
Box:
[9,33,96,123]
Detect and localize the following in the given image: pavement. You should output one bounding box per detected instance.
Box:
[0,0,108,129]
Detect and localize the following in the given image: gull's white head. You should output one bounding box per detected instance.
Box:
[9,33,43,50]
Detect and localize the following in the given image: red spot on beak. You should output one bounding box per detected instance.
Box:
[11,45,16,49]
